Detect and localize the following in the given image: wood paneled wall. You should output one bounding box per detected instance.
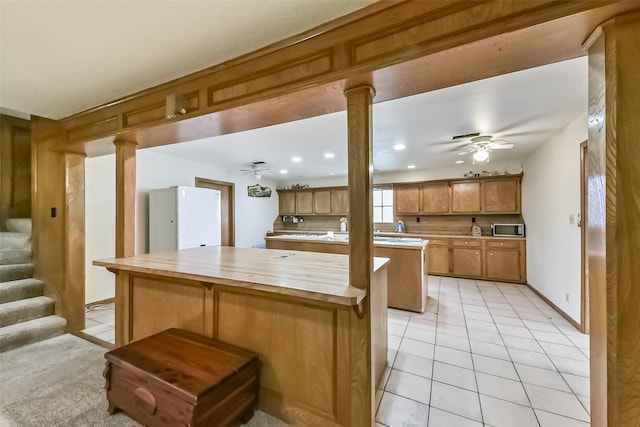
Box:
[586,11,640,427]
[0,115,31,229]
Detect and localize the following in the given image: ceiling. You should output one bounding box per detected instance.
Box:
[0,0,377,119]
[1,1,587,180]
[148,56,587,180]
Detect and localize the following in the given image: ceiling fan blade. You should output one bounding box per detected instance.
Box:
[489,143,514,149]
[458,149,474,155]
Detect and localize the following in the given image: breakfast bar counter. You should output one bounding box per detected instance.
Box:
[95,246,389,427]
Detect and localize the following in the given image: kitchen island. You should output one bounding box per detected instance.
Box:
[94,246,389,427]
[265,234,429,313]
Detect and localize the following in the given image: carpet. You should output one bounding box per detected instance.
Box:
[0,334,291,427]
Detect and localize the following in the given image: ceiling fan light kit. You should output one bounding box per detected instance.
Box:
[456,134,514,164]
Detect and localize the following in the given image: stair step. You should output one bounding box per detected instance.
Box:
[0,296,54,327]
[5,218,31,234]
[0,263,33,282]
[0,249,32,265]
[0,232,31,251]
[0,315,67,353]
[0,278,44,303]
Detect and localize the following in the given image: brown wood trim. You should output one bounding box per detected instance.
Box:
[114,140,136,258]
[72,330,115,351]
[195,177,235,247]
[525,283,581,331]
[85,297,115,309]
[579,140,589,334]
[55,1,635,149]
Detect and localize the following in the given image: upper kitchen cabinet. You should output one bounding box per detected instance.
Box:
[278,191,296,215]
[394,184,421,215]
[420,182,450,214]
[451,181,481,213]
[482,177,520,213]
[296,191,314,214]
[331,188,349,215]
[313,189,332,214]
[277,186,349,216]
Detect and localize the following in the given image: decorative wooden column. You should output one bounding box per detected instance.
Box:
[346,85,375,291]
[63,152,85,331]
[585,11,640,427]
[114,139,136,345]
[114,139,136,258]
[345,84,375,426]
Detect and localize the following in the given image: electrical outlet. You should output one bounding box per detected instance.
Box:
[565,293,570,303]
[569,214,575,225]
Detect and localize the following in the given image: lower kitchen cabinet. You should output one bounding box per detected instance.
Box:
[451,247,483,278]
[427,241,450,275]
[485,240,524,282]
[427,238,526,283]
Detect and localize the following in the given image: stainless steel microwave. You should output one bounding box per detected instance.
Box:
[491,224,525,237]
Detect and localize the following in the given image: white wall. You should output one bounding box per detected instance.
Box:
[286,160,523,188]
[522,112,587,322]
[85,150,279,304]
[85,154,116,304]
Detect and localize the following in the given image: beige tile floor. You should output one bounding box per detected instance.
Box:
[82,276,591,426]
[83,301,115,344]
[376,276,590,427]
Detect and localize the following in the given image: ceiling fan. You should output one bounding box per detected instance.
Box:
[457,135,514,163]
[240,161,272,180]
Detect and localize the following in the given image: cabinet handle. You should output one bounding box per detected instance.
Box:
[490,252,494,256]
[476,251,479,255]
[500,242,504,246]
[464,241,468,245]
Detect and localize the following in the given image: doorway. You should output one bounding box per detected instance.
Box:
[195,177,235,247]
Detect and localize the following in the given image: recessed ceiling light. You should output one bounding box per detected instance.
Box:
[407,165,416,169]
[393,143,406,151]
[279,169,288,174]
[455,160,465,164]
[324,153,335,159]
[291,156,301,162]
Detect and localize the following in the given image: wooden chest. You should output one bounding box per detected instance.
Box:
[104,328,259,427]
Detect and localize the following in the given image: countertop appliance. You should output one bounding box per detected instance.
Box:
[149,186,221,253]
[394,220,406,233]
[491,223,525,237]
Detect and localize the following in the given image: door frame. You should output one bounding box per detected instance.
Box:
[580,140,589,334]
[195,177,235,247]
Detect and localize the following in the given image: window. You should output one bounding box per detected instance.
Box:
[373,187,394,223]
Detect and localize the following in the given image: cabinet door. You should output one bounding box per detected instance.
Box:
[451,247,482,277]
[394,184,420,214]
[483,178,520,213]
[313,190,332,214]
[421,183,450,213]
[451,181,481,213]
[278,192,296,215]
[428,245,451,275]
[486,248,521,282]
[296,191,313,214]
[331,188,349,214]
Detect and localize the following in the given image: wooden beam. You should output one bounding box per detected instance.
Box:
[114,140,136,258]
[585,10,640,427]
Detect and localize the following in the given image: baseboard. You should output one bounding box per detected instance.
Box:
[72,331,115,350]
[85,297,114,309]
[525,283,582,332]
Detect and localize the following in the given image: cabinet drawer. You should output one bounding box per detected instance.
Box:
[486,240,521,249]
[428,239,450,246]
[451,239,482,247]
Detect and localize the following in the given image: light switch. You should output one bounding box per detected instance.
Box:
[569,214,575,225]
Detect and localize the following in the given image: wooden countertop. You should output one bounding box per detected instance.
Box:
[94,246,390,307]
[270,230,525,241]
[265,234,428,250]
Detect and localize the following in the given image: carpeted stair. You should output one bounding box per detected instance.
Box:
[0,218,67,352]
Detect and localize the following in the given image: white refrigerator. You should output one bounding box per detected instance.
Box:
[149,186,221,253]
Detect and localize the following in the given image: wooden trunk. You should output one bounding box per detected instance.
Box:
[104,328,259,427]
